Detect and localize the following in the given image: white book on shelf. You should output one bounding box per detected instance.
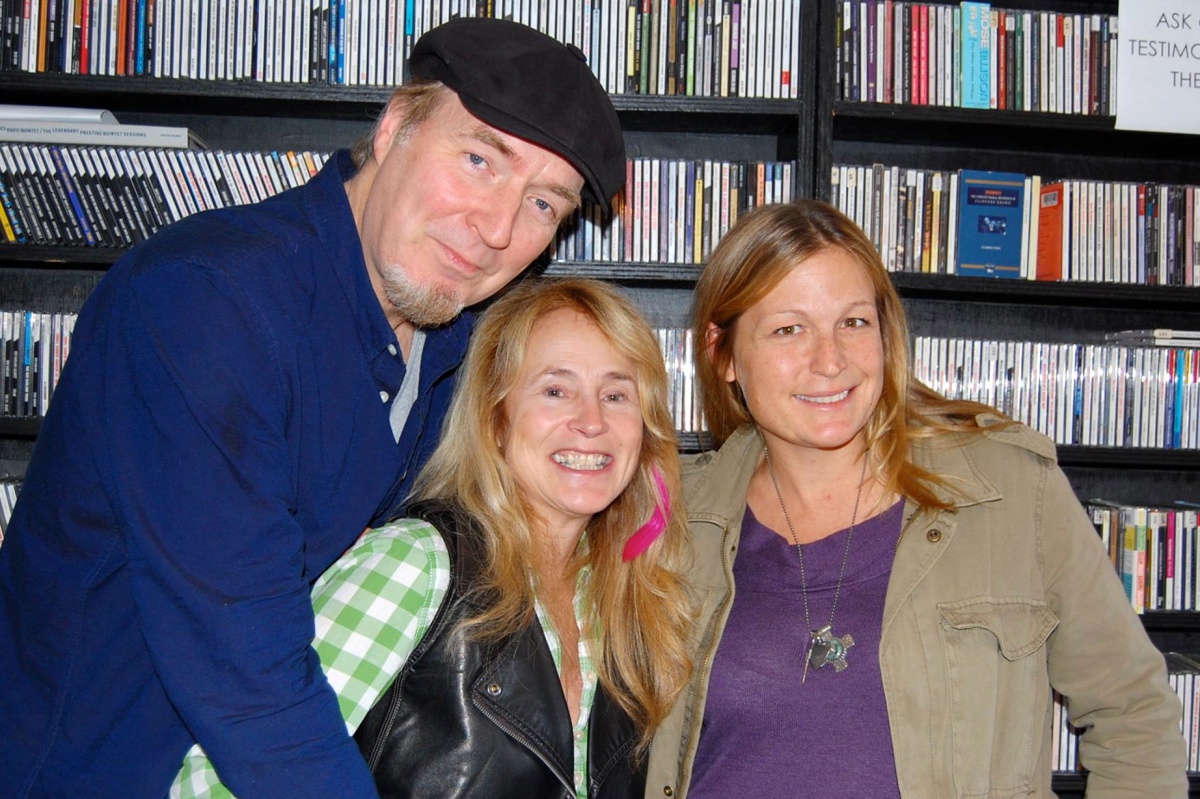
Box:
[0,120,191,149]
[1025,174,1041,279]
[1018,175,1033,278]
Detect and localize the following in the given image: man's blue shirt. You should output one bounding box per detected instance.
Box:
[0,150,471,798]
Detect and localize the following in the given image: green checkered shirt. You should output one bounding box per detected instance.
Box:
[536,578,597,799]
[171,519,596,799]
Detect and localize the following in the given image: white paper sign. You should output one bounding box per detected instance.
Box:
[1115,0,1200,134]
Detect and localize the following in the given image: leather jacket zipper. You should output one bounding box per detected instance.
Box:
[473,699,576,797]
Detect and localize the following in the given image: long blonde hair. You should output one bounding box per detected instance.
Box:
[693,200,1009,511]
[414,277,693,744]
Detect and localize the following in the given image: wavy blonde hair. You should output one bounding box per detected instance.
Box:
[693,200,1009,512]
[413,277,693,745]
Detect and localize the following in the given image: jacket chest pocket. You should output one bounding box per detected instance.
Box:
[939,597,1059,798]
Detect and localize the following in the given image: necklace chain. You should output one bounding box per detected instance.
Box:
[763,446,868,645]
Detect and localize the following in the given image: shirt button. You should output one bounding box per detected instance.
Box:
[926,529,943,543]
[387,343,398,356]
[379,390,390,403]
[574,730,584,742]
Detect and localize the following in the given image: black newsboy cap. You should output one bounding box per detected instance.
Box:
[409,17,625,205]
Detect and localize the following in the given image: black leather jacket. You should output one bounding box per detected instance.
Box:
[354,501,646,799]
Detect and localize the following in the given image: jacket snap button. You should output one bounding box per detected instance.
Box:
[926,529,943,543]
[663,788,674,797]
[487,682,502,696]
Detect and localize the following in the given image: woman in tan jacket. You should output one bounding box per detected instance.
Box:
[646,200,1187,798]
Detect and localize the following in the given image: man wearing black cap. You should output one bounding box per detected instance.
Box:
[0,18,624,799]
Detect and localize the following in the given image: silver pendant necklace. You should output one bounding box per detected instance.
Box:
[763,445,868,684]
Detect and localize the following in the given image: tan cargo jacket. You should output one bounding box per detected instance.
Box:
[646,421,1187,798]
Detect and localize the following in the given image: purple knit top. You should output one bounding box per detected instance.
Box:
[688,499,905,798]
